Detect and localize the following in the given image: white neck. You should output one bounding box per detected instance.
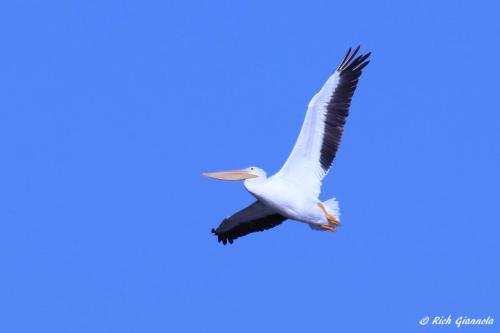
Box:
[243,175,267,194]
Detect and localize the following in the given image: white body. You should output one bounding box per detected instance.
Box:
[244,175,327,226]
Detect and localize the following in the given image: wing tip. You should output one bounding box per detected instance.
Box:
[211,227,233,245]
[337,46,371,73]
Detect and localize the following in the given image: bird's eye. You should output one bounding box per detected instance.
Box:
[251,167,254,170]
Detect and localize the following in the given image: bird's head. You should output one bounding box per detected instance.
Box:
[202,166,266,181]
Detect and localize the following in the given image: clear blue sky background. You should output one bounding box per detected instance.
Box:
[0,0,499,332]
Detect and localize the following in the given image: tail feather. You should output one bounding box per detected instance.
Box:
[324,197,340,221]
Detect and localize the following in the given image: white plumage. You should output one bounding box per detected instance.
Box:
[278,69,342,197]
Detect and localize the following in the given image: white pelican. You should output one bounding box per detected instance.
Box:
[203,46,370,244]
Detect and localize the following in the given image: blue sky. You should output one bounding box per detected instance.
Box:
[0,0,499,332]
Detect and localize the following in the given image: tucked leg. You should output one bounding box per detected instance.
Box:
[318,203,340,225]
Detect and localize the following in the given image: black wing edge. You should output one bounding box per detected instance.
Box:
[211,214,286,245]
[319,46,371,172]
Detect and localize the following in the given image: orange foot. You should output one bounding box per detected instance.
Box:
[320,224,337,232]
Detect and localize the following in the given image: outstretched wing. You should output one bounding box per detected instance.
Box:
[277,46,371,196]
[212,201,287,245]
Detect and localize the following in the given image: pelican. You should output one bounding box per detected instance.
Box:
[203,46,370,244]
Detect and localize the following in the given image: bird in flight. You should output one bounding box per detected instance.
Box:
[203,46,370,244]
